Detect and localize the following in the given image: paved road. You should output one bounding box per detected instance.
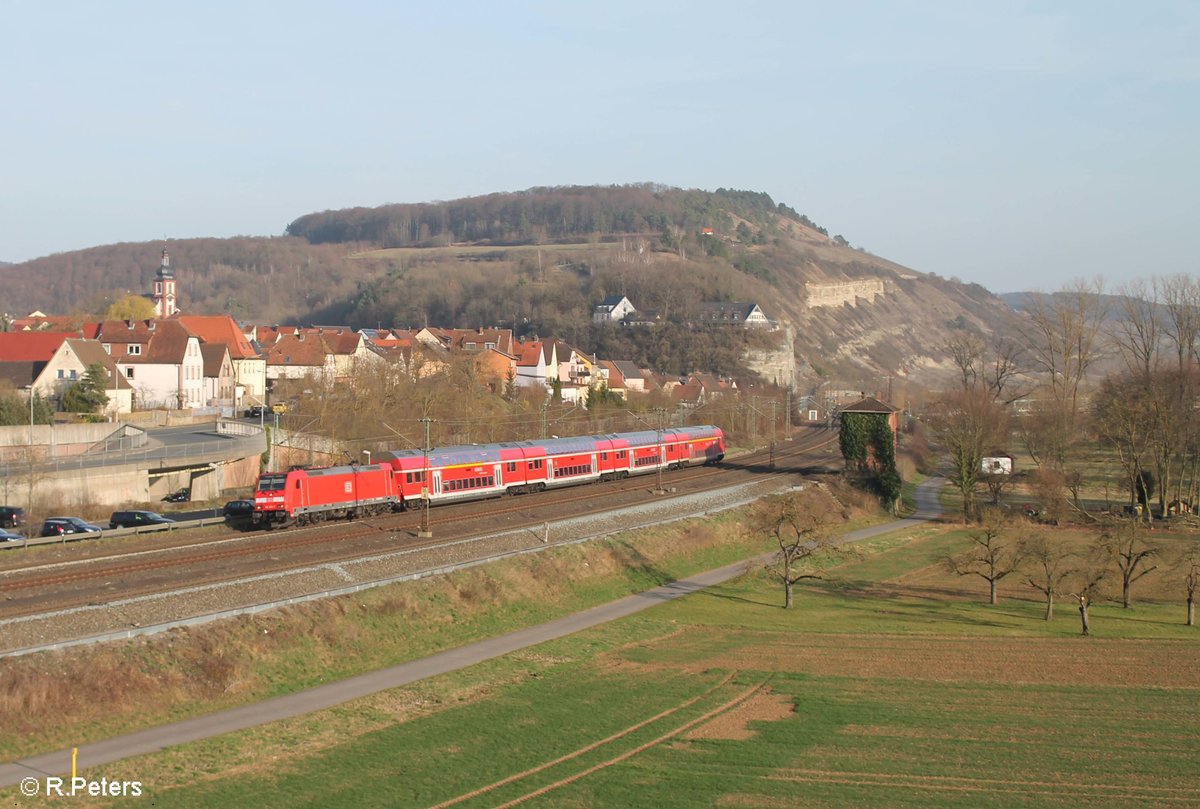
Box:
[0,478,945,788]
[0,422,264,480]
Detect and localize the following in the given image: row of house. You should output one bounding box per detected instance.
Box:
[0,316,740,417]
[593,296,774,328]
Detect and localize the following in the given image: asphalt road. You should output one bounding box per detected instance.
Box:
[0,421,265,480]
[0,478,945,789]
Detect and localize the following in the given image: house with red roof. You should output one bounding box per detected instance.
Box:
[0,331,79,401]
[513,340,556,390]
[176,315,267,409]
[366,330,446,378]
[38,339,133,415]
[263,328,385,387]
[0,331,134,415]
[90,320,204,409]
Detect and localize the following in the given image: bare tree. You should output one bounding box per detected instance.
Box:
[1022,533,1074,620]
[928,386,1011,521]
[1112,278,1162,378]
[946,333,1030,404]
[947,334,984,391]
[1017,281,1109,503]
[752,488,844,609]
[1067,564,1107,636]
[1091,373,1155,518]
[946,508,1025,604]
[1097,518,1158,608]
[1179,544,1200,627]
[1159,274,1200,375]
[1018,279,1109,427]
[1027,466,1068,526]
[980,470,1017,506]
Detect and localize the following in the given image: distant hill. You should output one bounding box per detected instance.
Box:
[0,184,1022,386]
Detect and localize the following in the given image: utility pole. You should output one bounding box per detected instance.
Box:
[419,417,433,537]
[540,399,549,440]
[769,399,777,470]
[653,407,667,495]
[751,396,758,447]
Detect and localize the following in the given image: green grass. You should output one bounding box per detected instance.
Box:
[0,512,781,761]
[55,526,1200,809]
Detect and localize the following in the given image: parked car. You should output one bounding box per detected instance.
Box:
[163,488,190,503]
[109,510,176,529]
[222,499,255,518]
[41,517,105,537]
[0,506,26,529]
[271,402,289,414]
[0,528,25,544]
[245,405,266,418]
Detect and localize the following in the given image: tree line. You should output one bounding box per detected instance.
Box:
[285,184,809,248]
[929,275,1200,522]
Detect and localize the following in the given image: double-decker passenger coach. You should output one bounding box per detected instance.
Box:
[251,425,725,528]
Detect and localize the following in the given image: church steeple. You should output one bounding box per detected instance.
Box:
[153,247,178,317]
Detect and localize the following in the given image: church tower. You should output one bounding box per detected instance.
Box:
[153,248,178,318]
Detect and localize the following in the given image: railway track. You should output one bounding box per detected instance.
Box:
[0,428,837,622]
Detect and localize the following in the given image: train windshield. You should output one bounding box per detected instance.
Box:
[256,474,287,492]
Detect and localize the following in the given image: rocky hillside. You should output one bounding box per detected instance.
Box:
[0,185,1019,387]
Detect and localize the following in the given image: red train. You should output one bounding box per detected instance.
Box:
[252,425,725,527]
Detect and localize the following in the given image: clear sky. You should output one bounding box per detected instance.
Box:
[1,1,1196,293]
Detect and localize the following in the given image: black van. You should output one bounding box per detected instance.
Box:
[109,510,177,529]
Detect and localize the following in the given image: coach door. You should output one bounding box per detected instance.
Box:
[494,464,502,487]
[432,471,441,500]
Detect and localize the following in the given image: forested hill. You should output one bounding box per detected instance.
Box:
[286,185,822,248]
[0,184,1016,384]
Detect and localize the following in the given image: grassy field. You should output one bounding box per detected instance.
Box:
[23,515,1198,808]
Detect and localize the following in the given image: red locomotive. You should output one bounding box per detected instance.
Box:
[253,425,724,528]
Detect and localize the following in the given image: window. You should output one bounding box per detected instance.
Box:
[69,369,77,379]
[600,452,607,460]
[128,345,141,355]
[57,370,65,379]
[125,367,135,379]
[102,343,111,354]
